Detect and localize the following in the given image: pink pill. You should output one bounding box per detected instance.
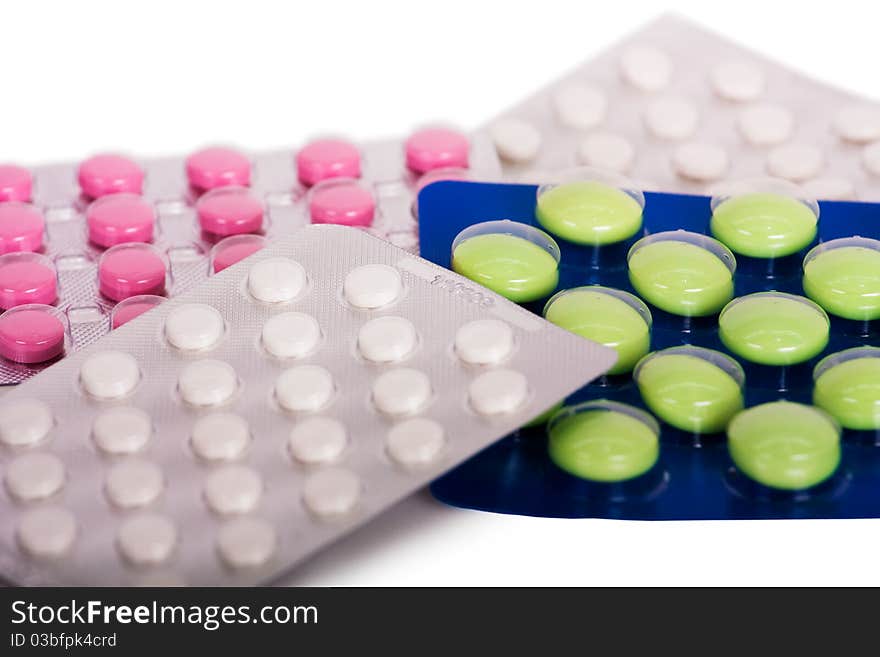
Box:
[405,128,470,174]
[0,203,44,254]
[210,234,266,273]
[309,180,375,227]
[111,294,165,329]
[0,165,32,202]
[196,187,264,237]
[0,305,66,364]
[0,254,57,310]
[186,147,251,191]
[98,244,166,302]
[78,154,144,199]
[87,194,156,248]
[296,139,361,187]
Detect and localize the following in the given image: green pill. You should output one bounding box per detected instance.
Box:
[634,347,744,434]
[802,237,880,321]
[451,221,560,303]
[627,231,736,316]
[813,347,880,430]
[727,401,841,490]
[719,292,830,366]
[535,180,644,245]
[543,286,651,375]
[710,192,818,258]
[548,401,660,483]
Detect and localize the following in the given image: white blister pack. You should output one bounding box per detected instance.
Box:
[485,15,880,200]
[0,225,614,586]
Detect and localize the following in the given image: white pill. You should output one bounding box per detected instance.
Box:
[117,513,177,566]
[551,83,607,130]
[672,142,729,181]
[92,406,152,455]
[247,257,307,303]
[833,105,880,143]
[343,264,402,309]
[105,460,164,508]
[261,312,321,359]
[643,96,699,140]
[863,142,880,176]
[468,369,529,416]
[710,60,765,102]
[216,517,277,569]
[800,177,856,201]
[204,465,262,515]
[178,359,238,407]
[0,398,52,447]
[17,506,76,559]
[275,365,334,413]
[80,351,140,400]
[386,418,445,468]
[288,417,347,465]
[489,118,542,163]
[737,104,794,146]
[302,468,361,518]
[5,452,65,501]
[576,132,635,173]
[164,303,225,351]
[620,44,672,92]
[357,316,418,363]
[766,144,825,181]
[191,412,251,461]
[372,368,432,416]
[454,319,514,365]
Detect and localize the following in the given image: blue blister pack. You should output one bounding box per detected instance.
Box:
[418,180,880,520]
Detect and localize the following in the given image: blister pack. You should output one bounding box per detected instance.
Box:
[0,131,501,384]
[418,178,880,520]
[484,14,880,201]
[0,224,613,585]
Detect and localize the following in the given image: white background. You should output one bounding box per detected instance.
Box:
[3,0,880,585]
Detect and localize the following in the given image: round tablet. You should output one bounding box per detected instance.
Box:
[247,257,307,303]
[0,398,53,447]
[191,412,250,461]
[288,416,347,465]
[577,133,635,173]
[710,192,818,258]
[372,368,432,416]
[719,293,830,366]
[296,138,361,187]
[765,144,824,182]
[92,406,152,455]
[468,368,528,416]
[275,365,334,413]
[548,401,660,482]
[164,303,224,352]
[454,318,515,366]
[86,193,155,247]
[203,465,262,514]
[0,254,57,309]
[814,348,880,431]
[0,305,65,363]
[5,452,65,501]
[536,181,644,246]
[801,177,855,201]
[544,286,651,375]
[117,513,177,566]
[308,179,375,227]
[216,517,277,569]
[78,154,144,198]
[0,164,32,202]
[489,118,542,163]
[0,202,44,254]
[261,312,321,359]
[105,460,164,508]
[551,83,608,130]
[710,60,765,102]
[405,127,469,173]
[738,104,794,146]
[803,238,880,321]
[643,96,699,140]
[98,243,166,301]
[110,294,164,329]
[620,44,673,91]
[628,233,735,316]
[728,401,840,490]
[386,418,445,468]
[343,264,402,309]
[833,105,880,143]
[186,146,251,191]
[302,468,361,518]
[357,316,417,363]
[210,234,266,273]
[672,142,729,182]
[178,359,238,407]
[80,351,140,400]
[17,506,76,559]
[196,186,264,236]
[862,142,880,177]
